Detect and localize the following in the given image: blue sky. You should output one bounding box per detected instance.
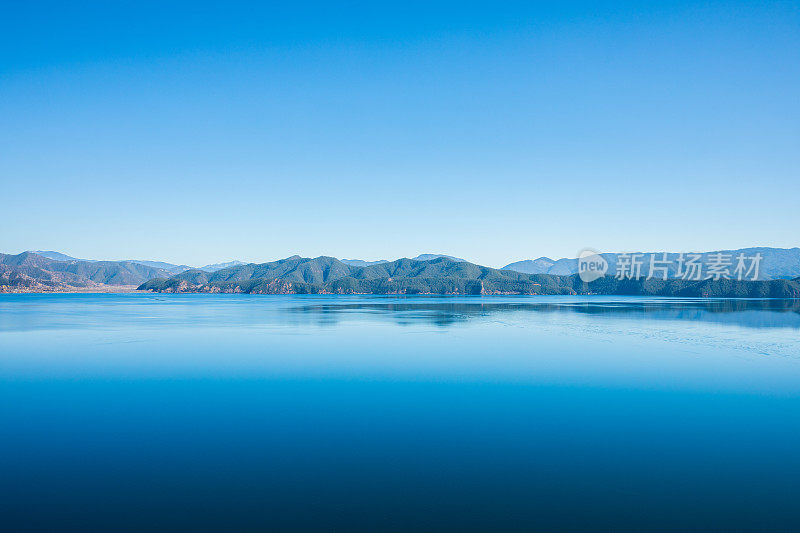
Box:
[2,1,798,267]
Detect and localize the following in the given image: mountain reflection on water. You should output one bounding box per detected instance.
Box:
[1,295,799,332]
[288,297,800,329]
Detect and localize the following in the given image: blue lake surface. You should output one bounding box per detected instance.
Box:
[2,294,800,531]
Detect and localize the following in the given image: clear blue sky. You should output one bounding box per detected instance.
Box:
[2,1,798,267]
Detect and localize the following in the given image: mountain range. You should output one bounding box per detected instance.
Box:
[1,252,172,291]
[0,252,473,292]
[2,249,799,296]
[30,251,245,274]
[339,254,465,267]
[502,247,800,280]
[138,255,800,298]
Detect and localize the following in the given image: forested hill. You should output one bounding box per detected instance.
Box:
[138,256,800,298]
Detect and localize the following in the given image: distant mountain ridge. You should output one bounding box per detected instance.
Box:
[199,260,246,272]
[340,254,464,267]
[411,254,466,262]
[26,248,800,280]
[503,247,800,280]
[124,260,193,275]
[26,251,243,275]
[1,252,172,291]
[30,250,79,262]
[340,259,389,267]
[26,251,464,273]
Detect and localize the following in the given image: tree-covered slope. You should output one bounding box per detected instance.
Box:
[137,255,800,297]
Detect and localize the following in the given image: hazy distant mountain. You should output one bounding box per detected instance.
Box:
[126,260,193,274]
[1,252,173,290]
[503,247,800,280]
[138,255,800,298]
[502,257,556,275]
[412,254,466,262]
[29,250,80,262]
[340,259,389,267]
[343,255,464,266]
[29,251,193,274]
[200,260,246,272]
[26,251,243,275]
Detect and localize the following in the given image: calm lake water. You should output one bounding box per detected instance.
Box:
[2,294,800,531]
